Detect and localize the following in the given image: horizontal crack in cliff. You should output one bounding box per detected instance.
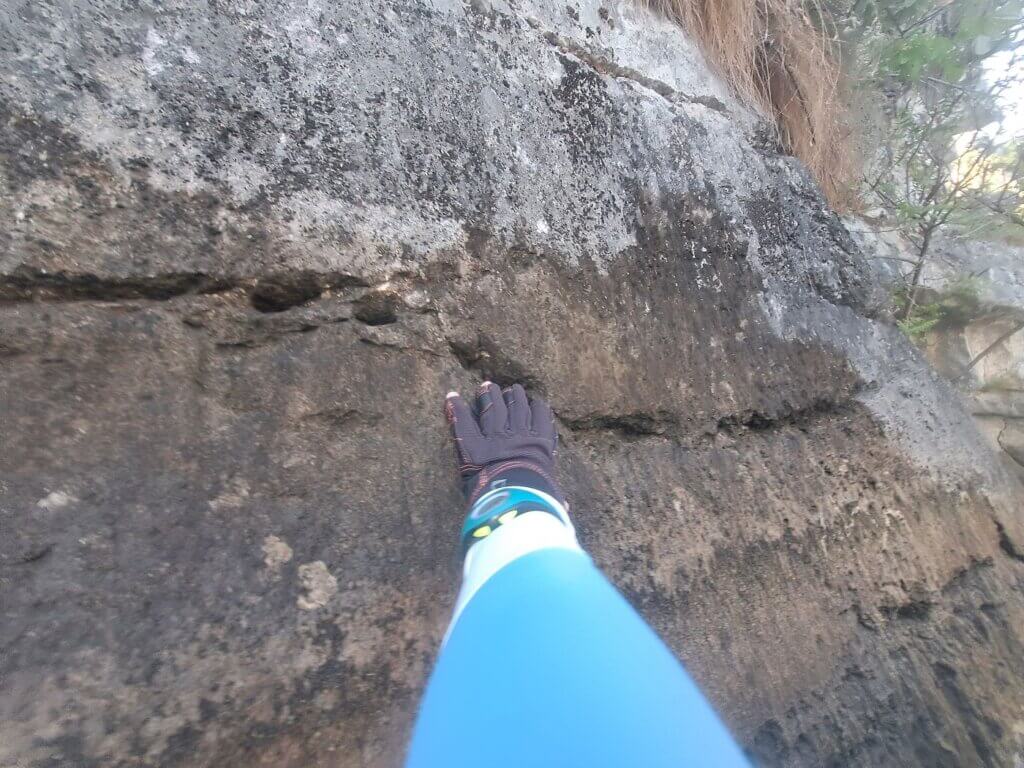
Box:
[560,396,858,444]
[212,319,346,348]
[299,408,383,429]
[714,397,856,434]
[250,272,368,313]
[1,268,372,314]
[0,268,236,303]
[532,24,728,113]
[560,411,678,437]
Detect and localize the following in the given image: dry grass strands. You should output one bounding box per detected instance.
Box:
[646,0,855,209]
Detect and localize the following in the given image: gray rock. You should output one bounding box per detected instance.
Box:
[925,235,1024,316]
[973,391,1024,419]
[3,1,1024,767]
[997,419,1024,466]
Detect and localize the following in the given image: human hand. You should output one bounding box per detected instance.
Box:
[443,382,562,509]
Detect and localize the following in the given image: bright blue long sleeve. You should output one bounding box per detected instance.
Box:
[406,544,751,767]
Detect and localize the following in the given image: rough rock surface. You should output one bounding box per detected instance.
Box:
[2,1,1024,767]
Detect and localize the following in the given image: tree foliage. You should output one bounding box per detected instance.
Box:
[894,276,985,338]
[834,0,1024,328]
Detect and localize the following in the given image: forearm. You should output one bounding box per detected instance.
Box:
[449,481,580,637]
[407,381,750,767]
[411,498,750,768]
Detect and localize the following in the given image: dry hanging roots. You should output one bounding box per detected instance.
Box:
[644,0,855,210]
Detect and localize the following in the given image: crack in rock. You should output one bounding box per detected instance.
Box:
[714,397,858,434]
[532,23,728,113]
[995,520,1024,563]
[0,268,237,303]
[250,272,368,313]
[562,396,860,442]
[299,408,383,429]
[0,267,370,310]
[560,411,678,436]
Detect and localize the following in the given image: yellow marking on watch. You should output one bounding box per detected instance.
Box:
[498,510,518,525]
[472,525,492,538]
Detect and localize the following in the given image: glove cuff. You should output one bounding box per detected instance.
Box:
[463,460,561,508]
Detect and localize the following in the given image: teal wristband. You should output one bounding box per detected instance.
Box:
[461,486,565,550]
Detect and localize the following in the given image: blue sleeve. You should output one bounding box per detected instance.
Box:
[406,548,751,768]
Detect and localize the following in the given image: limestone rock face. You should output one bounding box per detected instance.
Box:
[2,1,1023,767]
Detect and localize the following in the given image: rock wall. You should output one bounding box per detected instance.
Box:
[2,1,1024,767]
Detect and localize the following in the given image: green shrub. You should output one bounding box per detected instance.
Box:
[895,276,984,339]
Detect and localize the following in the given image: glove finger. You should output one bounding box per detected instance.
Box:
[503,384,530,432]
[476,381,509,436]
[445,392,482,464]
[529,396,556,443]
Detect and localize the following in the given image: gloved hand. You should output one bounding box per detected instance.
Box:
[444,382,564,515]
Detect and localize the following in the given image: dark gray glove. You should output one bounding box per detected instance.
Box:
[444,382,563,509]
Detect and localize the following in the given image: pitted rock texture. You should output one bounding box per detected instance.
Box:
[2,1,1024,767]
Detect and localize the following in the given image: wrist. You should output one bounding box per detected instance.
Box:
[460,463,567,551]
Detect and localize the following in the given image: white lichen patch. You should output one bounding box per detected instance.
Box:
[142,28,167,77]
[208,477,250,512]
[37,490,76,511]
[296,561,338,610]
[261,535,293,571]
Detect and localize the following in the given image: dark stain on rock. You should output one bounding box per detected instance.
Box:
[552,54,615,165]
